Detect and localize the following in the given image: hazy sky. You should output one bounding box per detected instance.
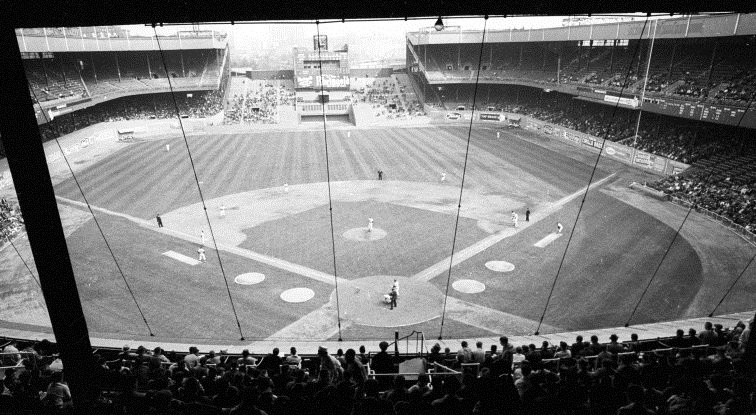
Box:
[123,14,655,63]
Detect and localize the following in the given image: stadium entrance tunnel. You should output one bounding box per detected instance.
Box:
[300,114,352,125]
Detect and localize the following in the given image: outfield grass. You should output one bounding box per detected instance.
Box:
[437,191,703,333]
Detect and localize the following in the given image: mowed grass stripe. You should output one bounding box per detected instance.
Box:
[405,128,467,183]
[225,134,268,194]
[201,135,246,199]
[287,132,305,186]
[346,130,384,179]
[390,128,447,182]
[86,141,187,215]
[327,131,363,182]
[468,128,597,193]
[306,132,329,184]
[366,130,415,180]
[128,143,202,218]
[54,142,153,204]
[395,128,463,183]
[270,133,294,187]
[83,141,179,207]
[442,127,510,191]
[427,128,479,181]
[121,142,203,216]
[340,131,376,180]
[457,131,529,192]
[383,129,437,181]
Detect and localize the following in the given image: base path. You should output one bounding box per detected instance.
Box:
[412,173,617,282]
[534,233,563,248]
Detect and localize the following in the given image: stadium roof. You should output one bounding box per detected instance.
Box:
[5,0,755,29]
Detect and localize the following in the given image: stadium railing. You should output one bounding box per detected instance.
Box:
[388,330,425,358]
[0,351,40,371]
[668,195,756,245]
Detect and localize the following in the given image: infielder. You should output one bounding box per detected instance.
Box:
[166,144,170,152]
[441,172,446,182]
[284,183,289,193]
[557,222,564,233]
[220,204,226,218]
[368,217,374,232]
[198,247,206,262]
[511,211,519,228]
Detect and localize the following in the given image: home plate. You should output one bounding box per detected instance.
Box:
[163,250,200,265]
[534,233,563,248]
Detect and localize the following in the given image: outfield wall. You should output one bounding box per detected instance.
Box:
[435,109,690,176]
[516,115,690,176]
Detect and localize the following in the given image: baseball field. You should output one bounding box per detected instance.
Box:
[2,123,754,343]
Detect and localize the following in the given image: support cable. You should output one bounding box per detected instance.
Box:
[26,83,154,336]
[627,83,755,325]
[6,235,44,294]
[534,16,650,335]
[315,21,343,341]
[153,26,245,340]
[709,253,756,317]
[438,16,488,340]
[624,205,695,326]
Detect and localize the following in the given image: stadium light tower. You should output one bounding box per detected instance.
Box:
[434,17,444,31]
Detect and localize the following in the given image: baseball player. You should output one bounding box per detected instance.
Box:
[511,211,519,228]
[284,183,289,193]
[348,131,351,138]
[156,214,163,228]
[200,230,205,245]
[220,204,226,218]
[368,217,374,232]
[497,132,500,139]
[557,222,564,233]
[166,144,170,152]
[393,279,399,295]
[198,247,206,262]
[441,172,446,182]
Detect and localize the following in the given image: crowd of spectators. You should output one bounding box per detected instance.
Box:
[650,171,756,231]
[37,90,224,142]
[710,69,756,106]
[0,316,753,414]
[0,198,23,244]
[352,77,425,119]
[472,89,753,164]
[223,80,295,125]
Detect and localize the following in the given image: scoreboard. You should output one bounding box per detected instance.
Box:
[293,45,350,91]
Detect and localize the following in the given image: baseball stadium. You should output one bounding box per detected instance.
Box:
[1,9,755,414]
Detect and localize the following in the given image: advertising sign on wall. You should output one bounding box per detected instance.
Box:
[479,113,502,121]
[511,114,689,176]
[604,94,639,108]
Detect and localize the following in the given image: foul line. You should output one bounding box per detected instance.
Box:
[412,172,617,282]
[55,195,348,287]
